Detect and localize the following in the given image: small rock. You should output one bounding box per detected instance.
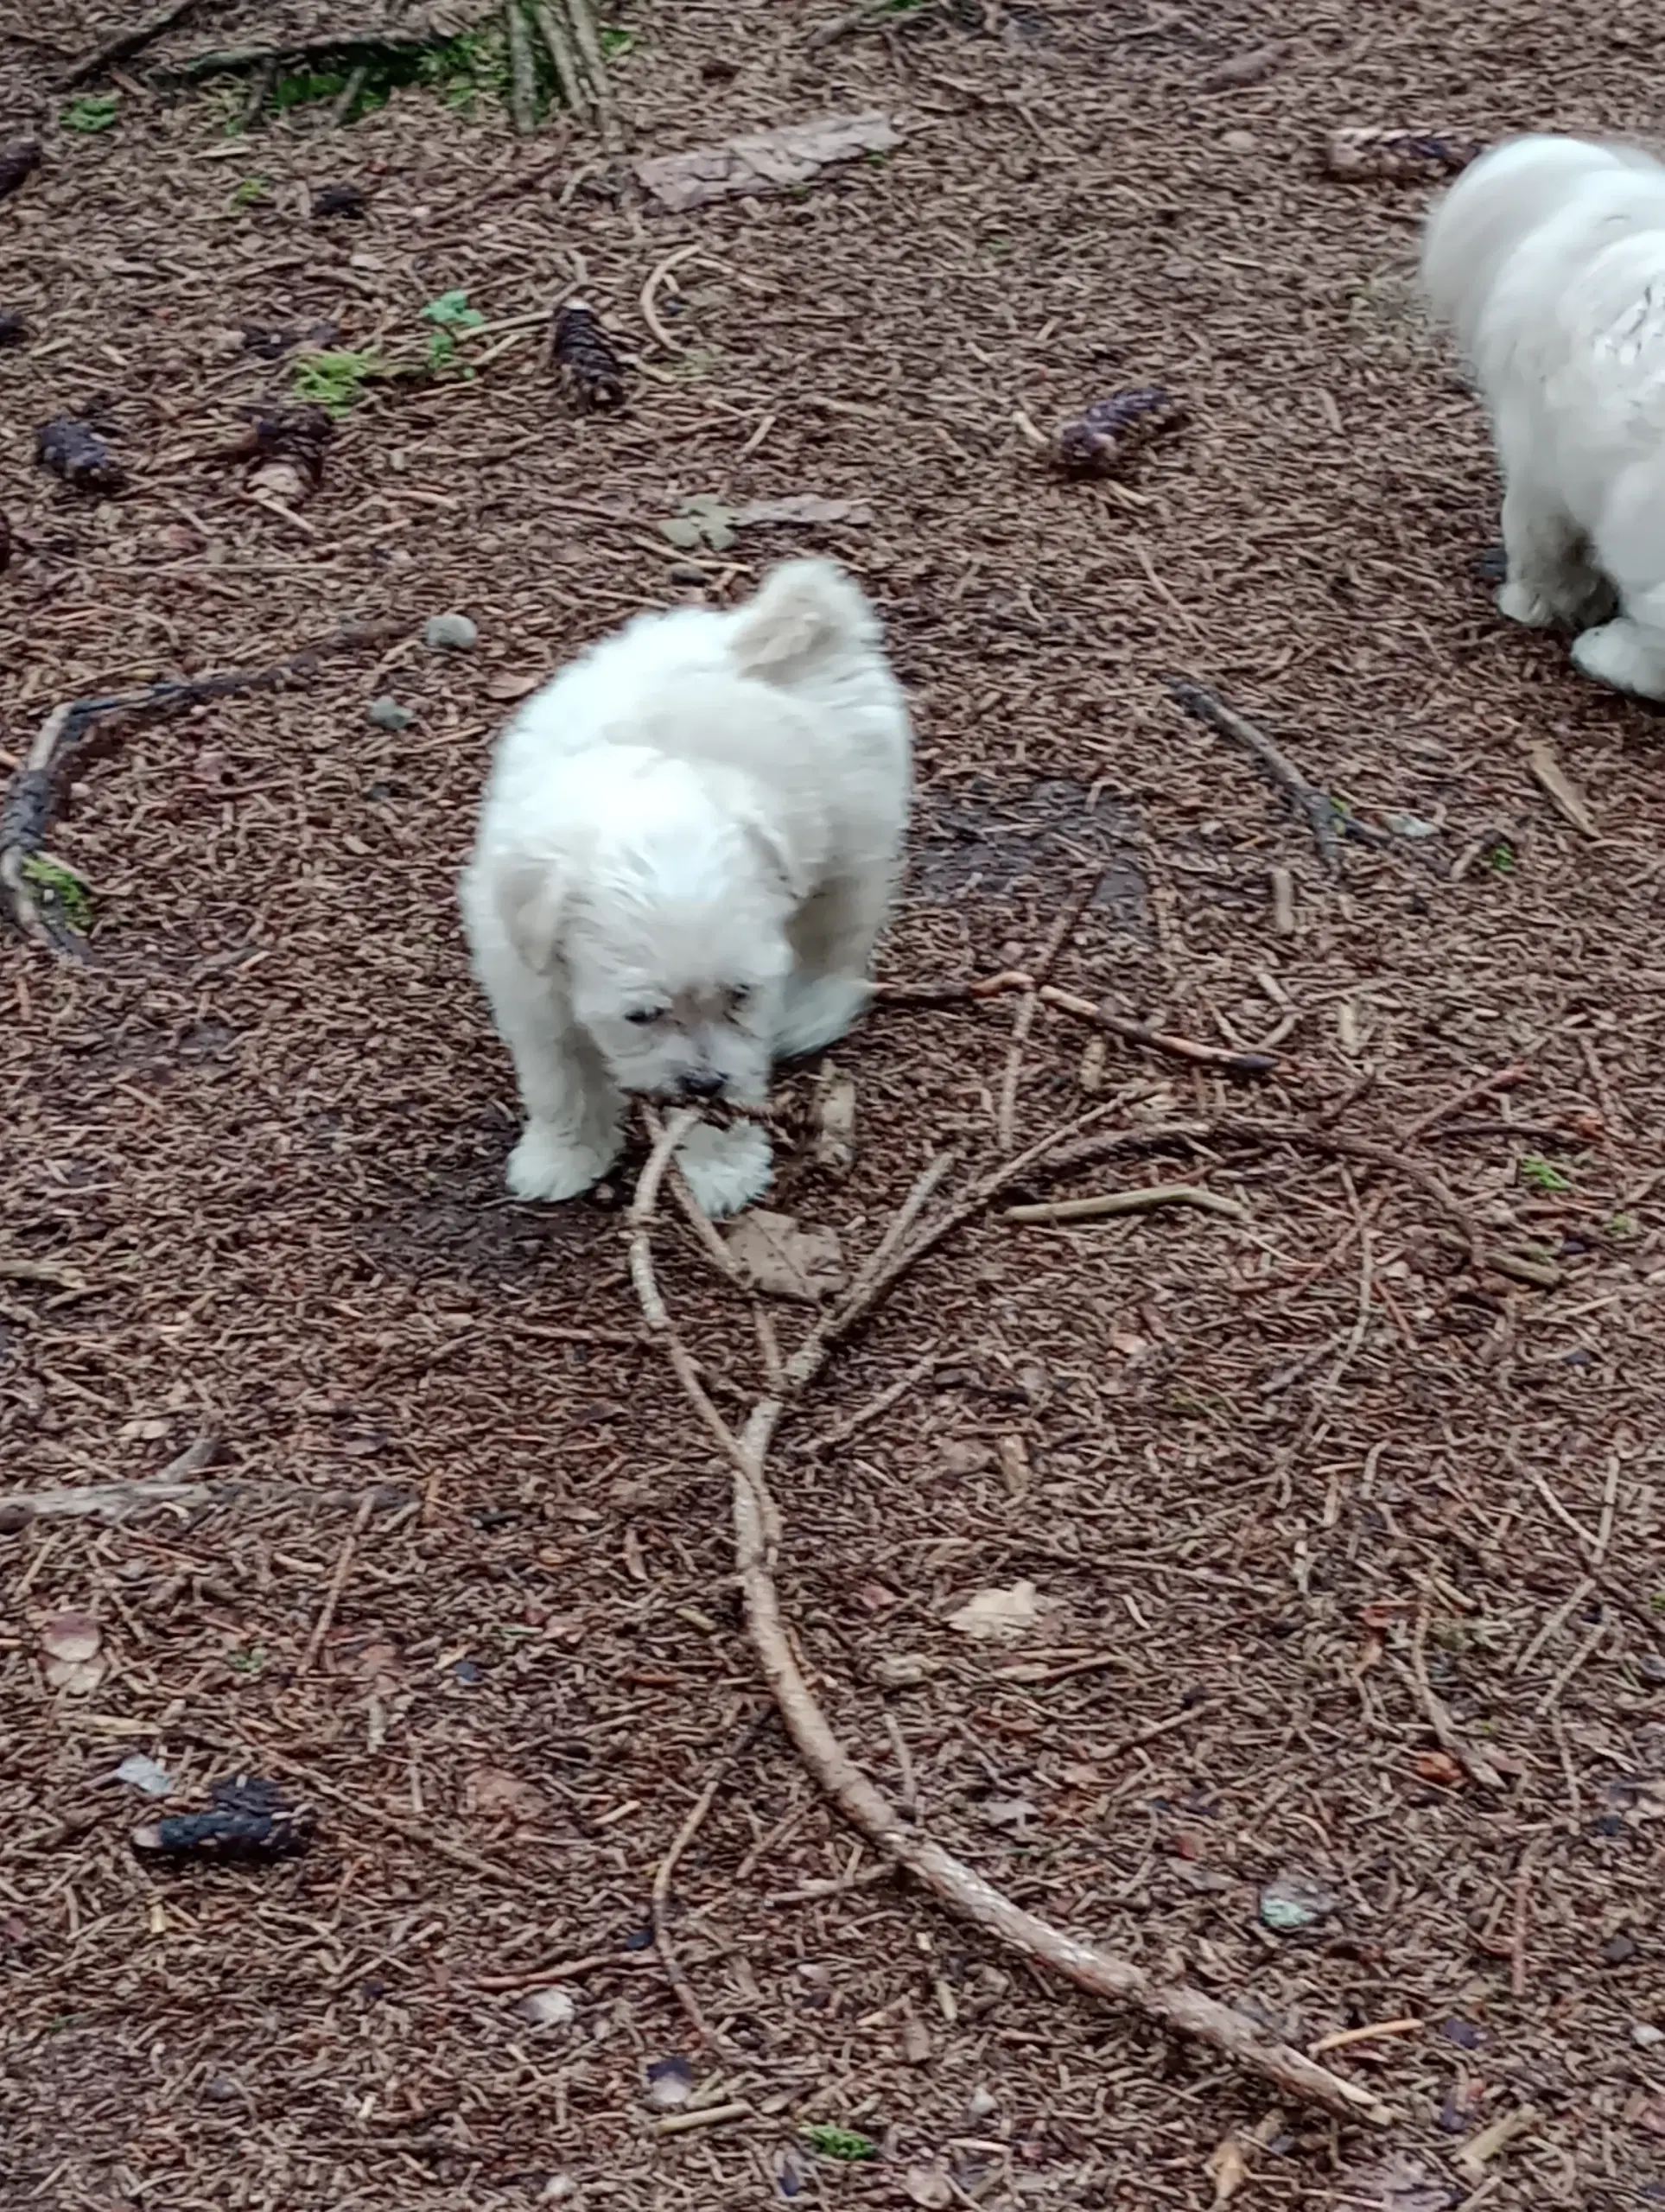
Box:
[367,696,415,731]
[1386,812,1441,839]
[645,2056,695,2110]
[1639,1654,1665,1686]
[1633,2023,1664,2048]
[1601,1931,1640,1965]
[964,2084,998,2123]
[423,613,478,652]
[872,1652,936,1689]
[1258,1870,1338,1935]
[1220,130,1258,154]
[517,1986,576,2028]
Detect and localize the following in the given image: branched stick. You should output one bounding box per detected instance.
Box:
[60,0,200,82]
[0,617,404,956]
[875,970,1281,1080]
[627,1114,1395,2126]
[563,0,623,156]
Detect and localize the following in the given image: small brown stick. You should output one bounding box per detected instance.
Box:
[996,870,1103,1153]
[628,1116,1394,2126]
[297,1491,374,1678]
[1308,2018,1423,2056]
[1,617,404,956]
[874,970,1280,1078]
[803,1349,941,1455]
[1403,1060,1531,1141]
[1270,866,1296,937]
[529,0,590,118]
[1509,1846,1539,2000]
[767,1864,893,1904]
[654,2101,753,2138]
[1167,677,1376,874]
[328,63,367,127]
[651,1713,768,2050]
[1534,1615,1607,1719]
[504,1,539,136]
[1395,1593,1505,1791]
[808,0,937,45]
[59,0,201,82]
[1004,1183,1249,1227]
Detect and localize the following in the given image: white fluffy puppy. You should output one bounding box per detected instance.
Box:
[460,558,911,1217]
[1422,133,1665,697]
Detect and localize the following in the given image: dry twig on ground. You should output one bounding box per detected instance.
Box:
[626,1109,1395,2127]
[0,618,404,954]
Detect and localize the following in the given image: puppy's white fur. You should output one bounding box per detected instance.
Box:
[461,559,911,1217]
[1422,133,1665,697]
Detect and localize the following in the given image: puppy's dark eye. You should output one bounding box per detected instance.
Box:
[626,1007,663,1027]
[726,986,752,1011]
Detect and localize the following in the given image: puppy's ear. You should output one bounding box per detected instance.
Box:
[728,558,880,685]
[740,810,811,905]
[495,856,569,975]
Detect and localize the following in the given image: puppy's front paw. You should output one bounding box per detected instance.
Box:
[675,1119,772,1218]
[775,975,871,1059]
[506,1122,620,1204]
[1497,579,1560,630]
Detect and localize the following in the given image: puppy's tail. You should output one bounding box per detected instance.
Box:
[728,558,880,685]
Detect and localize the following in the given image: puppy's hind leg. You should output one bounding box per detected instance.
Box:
[775,869,893,1060]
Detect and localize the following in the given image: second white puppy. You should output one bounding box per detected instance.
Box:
[1421,133,1665,698]
[460,559,911,1217]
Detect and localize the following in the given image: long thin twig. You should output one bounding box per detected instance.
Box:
[297,1491,374,1678]
[996,870,1103,1152]
[0,617,404,956]
[651,1711,770,2050]
[60,0,201,82]
[626,1115,1395,2126]
[1166,677,1391,874]
[1004,1182,1249,1227]
[504,0,538,136]
[563,0,623,156]
[874,970,1280,1079]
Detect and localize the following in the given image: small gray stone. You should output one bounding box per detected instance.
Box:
[423,612,479,652]
[367,696,415,731]
[1259,1870,1338,1935]
[1632,2022,1664,2048]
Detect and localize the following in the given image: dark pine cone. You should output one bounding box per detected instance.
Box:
[35,416,127,496]
[1052,386,1186,477]
[552,301,626,411]
[132,1775,316,1866]
[231,403,335,487]
[0,142,41,204]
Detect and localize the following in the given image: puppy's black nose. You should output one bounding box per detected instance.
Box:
[679,1071,725,1101]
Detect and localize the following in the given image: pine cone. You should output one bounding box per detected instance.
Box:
[1052,387,1186,478]
[0,142,41,204]
[229,404,335,499]
[35,416,126,496]
[1324,129,1483,183]
[552,301,626,411]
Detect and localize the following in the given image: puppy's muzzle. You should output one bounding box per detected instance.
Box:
[676,1070,727,1102]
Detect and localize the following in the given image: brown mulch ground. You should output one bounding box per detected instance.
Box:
[3,2,1664,2207]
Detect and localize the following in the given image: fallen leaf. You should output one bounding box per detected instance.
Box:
[465,1767,548,1823]
[1334,2152,1455,2211]
[996,1433,1032,1498]
[725,1211,847,1302]
[1200,42,1283,89]
[812,1067,856,1174]
[871,1651,937,1688]
[734,494,873,529]
[1412,1751,1466,1787]
[947,1580,1044,1643]
[1524,740,1597,836]
[645,2055,695,2110]
[979,1795,1037,1831]
[1629,2091,1665,2136]
[113,1753,175,1798]
[516,1986,575,2028]
[1204,2133,1252,2204]
[486,671,539,702]
[41,1611,101,1665]
[1258,1870,1338,1934]
[659,493,736,553]
[901,2164,954,2209]
[899,2015,933,2064]
[635,111,902,213]
[941,1440,993,1477]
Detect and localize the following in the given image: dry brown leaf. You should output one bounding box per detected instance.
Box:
[635,112,901,213]
[1411,1750,1465,1787]
[1456,2106,1541,2183]
[724,1210,846,1302]
[40,1611,101,1665]
[1204,2133,1252,2204]
[901,2164,954,2209]
[1200,42,1283,90]
[465,1767,548,1823]
[734,494,874,528]
[516,1985,575,2028]
[941,1440,993,1477]
[899,2015,933,2064]
[947,1580,1045,1643]
[1524,740,1597,837]
[486,671,540,702]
